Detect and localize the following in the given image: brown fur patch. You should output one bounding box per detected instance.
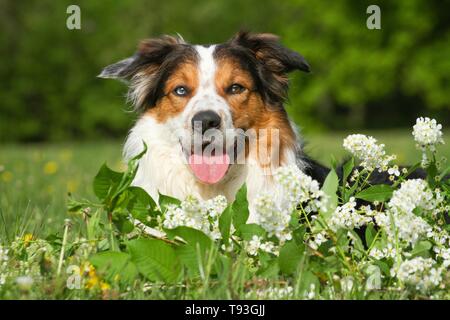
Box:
[215,57,296,167]
[146,62,199,122]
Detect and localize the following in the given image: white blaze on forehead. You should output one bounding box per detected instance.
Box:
[194,45,217,91]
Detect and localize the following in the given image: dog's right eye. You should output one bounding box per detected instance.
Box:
[173,86,188,97]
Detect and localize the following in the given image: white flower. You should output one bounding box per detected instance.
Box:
[15,276,34,291]
[0,246,8,264]
[393,257,443,293]
[369,242,398,260]
[329,197,372,231]
[373,179,444,245]
[375,211,431,245]
[254,165,328,241]
[253,194,292,242]
[388,179,438,215]
[369,248,385,260]
[162,195,228,240]
[343,134,396,171]
[274,165,328,213]
[245,235,279,256]
[412,117,444,151]
[388,166,400,177]
[308,231,328,250]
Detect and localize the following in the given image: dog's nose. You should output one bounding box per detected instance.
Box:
[191,110,221,133]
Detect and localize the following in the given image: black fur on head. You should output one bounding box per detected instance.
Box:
[215,31,310,106]
[98,35,198,112]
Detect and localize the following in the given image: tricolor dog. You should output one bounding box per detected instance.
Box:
[99,32,329,222]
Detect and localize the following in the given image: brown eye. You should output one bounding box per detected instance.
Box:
[173,86,189,97]
[227,83,246,95]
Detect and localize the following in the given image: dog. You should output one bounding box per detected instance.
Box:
[98,31,334,222]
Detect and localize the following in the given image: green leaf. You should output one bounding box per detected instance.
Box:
[93,163,124,202]
[320,169,339,218]
[165,227,214,278]
[237,224,266,241]
[439,165,450,181]
[67,198,84,212]
[112,211,134,233]
[411,240,433,257]
[90,251,138,284]
[342,157,355,183]
[298,271,320,296]
[219,205,233,244]
[158,192,181,212]
[232,184,249,228]
[278,240,305,275]
[373,260,390,276]
[128,186,157,221]
[355,184,393,202]
[127,239,181,283]
[348,230,365,255]
[365,224,377,247]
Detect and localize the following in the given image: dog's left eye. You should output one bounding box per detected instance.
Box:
[227,83,246,95]
[173,86,188,97]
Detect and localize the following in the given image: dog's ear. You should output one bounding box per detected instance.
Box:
[230,31,310,74]
[98,35,185,81]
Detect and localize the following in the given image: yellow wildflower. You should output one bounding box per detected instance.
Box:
[23,233,33,246]
[100,281,111,291]
[43,161,58,175]
[1,171,13,183]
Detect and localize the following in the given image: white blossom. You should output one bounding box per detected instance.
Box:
[329,197,372,231]
[388,179,438,215]
[412,117,444,152]
[343,134,396,171]
[245,235,279,256]
[393,257,443,292]
[254,165,328,241]
[162,195,228,240]
[253,194,292,242]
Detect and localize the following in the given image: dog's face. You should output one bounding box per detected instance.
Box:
[100,32,309,184]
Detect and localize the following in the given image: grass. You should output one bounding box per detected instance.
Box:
[1,130,449,240]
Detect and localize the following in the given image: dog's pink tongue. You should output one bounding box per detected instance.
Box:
[188,153,230,184]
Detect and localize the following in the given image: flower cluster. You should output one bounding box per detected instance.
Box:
[253,194,292,243]
[393,257,443,293]
[0,246,9,286]
[274,165,328,213]
[245,235,279,256]
[413,117,445,167]
[389,179,439,215]
[369,242,398,259]
[163,195,228,240]
[254,165,328,242]
[329,197,372,231]
[413,117,444,152]
[343,134,396,171]
[374,179,441,245]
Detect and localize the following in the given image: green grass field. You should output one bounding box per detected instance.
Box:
[1,130,449,241]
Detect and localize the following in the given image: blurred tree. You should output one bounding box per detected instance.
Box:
[0,0,449,142]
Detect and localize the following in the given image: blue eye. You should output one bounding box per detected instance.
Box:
[173,86,188,97]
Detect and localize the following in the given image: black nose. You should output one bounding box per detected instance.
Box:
[191,110,221,133]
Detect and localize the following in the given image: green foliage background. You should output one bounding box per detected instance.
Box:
[1,0,449,142]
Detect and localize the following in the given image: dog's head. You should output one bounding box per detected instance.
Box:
[99,32,310,184]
